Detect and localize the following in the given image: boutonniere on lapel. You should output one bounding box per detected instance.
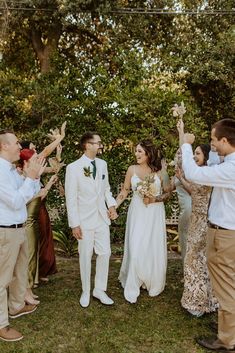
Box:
[83,166,93,177]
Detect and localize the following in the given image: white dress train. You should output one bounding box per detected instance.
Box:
[119,173,167,303]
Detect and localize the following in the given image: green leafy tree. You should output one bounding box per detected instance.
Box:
[0,0,233,252]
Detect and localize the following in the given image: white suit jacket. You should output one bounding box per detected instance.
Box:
[65,154,116,230]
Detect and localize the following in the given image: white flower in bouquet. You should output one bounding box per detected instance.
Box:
[136,174,158,198]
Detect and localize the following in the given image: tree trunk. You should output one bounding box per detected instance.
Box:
[31,23,62,74]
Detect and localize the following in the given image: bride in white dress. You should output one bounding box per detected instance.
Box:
[116,140,170,303]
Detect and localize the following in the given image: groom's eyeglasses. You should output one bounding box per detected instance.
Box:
[88,141,103,147]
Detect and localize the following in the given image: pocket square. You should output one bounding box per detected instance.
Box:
[102,174,105,180]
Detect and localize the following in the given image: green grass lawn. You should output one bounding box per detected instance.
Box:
[1,256,215,353]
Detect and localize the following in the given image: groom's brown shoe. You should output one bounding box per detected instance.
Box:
[196,336,235,352]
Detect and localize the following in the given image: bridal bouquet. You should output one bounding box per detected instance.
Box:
[136,174,158,198]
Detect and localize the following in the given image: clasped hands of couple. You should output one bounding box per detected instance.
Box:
[72,206,118,240]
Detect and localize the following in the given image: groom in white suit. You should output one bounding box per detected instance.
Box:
[65,132,117,308]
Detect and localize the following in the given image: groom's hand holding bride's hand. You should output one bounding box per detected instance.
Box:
[72,226,83,240]
[108,206,118,220]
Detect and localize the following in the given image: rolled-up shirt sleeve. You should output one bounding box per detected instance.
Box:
[181,143,235,190]
[0,171,40,210]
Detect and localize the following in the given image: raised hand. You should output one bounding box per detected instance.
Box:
[40,174,58,200]
[56,143,63,162]
[37,156,47,176]
[48,174,58,186]
[177,118,184,133]
[48,156,66,174]
[175,166,183,180]
[183,133,195,145]
[47,121,67,141]
[60,121,66,139]
[47,127,60,141]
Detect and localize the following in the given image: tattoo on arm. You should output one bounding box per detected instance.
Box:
[155,192,171,203]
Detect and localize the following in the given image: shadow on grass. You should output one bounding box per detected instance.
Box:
[1,257,215,353]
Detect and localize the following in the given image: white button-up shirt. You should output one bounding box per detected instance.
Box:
[181,143,235,230]
[83,154,95,167]
[0,157,40,225]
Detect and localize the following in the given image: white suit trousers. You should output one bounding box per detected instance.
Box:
[78,221,111,293]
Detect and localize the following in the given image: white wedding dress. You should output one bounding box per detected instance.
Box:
[119,173,167,303]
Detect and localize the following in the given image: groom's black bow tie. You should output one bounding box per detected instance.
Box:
[91,160,96,179]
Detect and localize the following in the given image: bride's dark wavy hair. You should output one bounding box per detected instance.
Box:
[138,140,162,172]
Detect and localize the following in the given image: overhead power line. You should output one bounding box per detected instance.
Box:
[0,3,234,15]
[110,9,235,15]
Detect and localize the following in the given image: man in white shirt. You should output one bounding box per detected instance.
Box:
[65,132,118,308]
[0,129,44,342]
[181,119,235,352]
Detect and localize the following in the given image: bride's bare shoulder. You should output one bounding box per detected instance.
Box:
[127,165,138,174]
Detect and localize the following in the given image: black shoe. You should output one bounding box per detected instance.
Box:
[196,336,235,352]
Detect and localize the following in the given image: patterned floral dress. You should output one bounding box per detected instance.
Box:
[181,182,218,313]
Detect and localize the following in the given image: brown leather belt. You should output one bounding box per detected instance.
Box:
[0,224,24,228]
[208,222,228,230]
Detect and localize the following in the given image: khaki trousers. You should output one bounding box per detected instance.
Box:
[207,228,235,347]
[0,227,28,329]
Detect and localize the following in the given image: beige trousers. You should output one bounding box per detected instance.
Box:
[0,227,28,329]
[207,227,235,347]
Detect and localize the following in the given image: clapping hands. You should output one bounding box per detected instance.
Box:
[24,155,47,180]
